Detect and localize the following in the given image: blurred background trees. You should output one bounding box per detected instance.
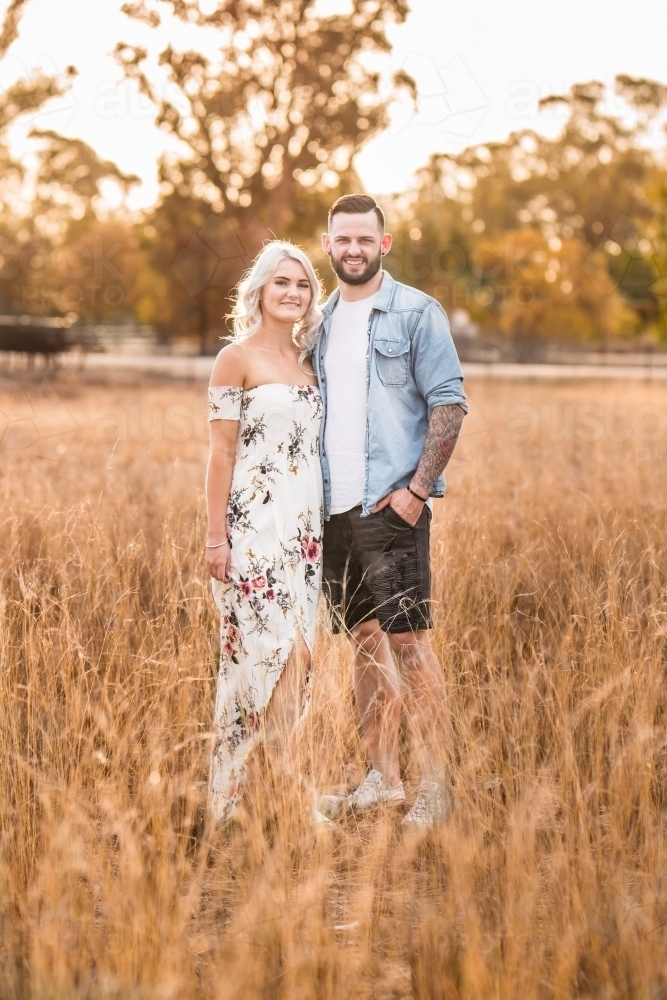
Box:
[386,77,667,345]
[1,0,667,350]
[0,0,143,325]
[115,0,412,350]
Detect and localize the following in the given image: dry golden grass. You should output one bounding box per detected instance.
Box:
[1,370,667,999]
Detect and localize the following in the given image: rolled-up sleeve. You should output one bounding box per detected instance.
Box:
[411,300,468,416]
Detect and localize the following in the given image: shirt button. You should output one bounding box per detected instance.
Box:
[365,453,369,458]
[387,347,393,353]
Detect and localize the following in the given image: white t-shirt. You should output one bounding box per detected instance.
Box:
[324,292,379,515]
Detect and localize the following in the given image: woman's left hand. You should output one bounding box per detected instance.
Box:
[206,542,231,582]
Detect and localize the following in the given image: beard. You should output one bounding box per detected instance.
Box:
[329,247,383,286]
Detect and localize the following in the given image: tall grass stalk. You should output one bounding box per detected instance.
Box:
[1,375,666,998]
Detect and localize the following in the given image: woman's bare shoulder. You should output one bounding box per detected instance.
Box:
[209,342,249,387]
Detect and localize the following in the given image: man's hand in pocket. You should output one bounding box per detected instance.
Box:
[371,487,425,527]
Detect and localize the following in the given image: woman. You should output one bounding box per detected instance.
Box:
[205,241,324,823]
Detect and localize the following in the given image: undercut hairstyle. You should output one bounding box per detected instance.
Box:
[328,193,385,232]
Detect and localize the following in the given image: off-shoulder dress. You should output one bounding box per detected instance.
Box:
[207,383,323,820]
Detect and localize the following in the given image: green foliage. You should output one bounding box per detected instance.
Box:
[2,0,667,345]
[0,4,143,323]
[386,76,667,342]
[30,130,139,233]
[117,0,412,348]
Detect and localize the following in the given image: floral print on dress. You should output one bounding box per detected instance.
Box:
[208,384,323,822]
[208,385,243,421]
[241,416,267,449]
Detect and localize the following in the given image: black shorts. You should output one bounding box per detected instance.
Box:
[322,504,433,635]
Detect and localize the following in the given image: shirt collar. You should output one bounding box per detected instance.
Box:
[321,269,394,318]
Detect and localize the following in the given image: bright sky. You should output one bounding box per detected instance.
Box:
[2,0,666,210]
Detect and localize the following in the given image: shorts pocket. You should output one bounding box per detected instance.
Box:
[374,339,410,387]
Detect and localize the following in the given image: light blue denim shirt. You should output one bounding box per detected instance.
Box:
[314,270,468,519]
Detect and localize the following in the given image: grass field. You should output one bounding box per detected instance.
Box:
[1,372,667,999]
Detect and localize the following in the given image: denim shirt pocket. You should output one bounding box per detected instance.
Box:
[374,339,410,387]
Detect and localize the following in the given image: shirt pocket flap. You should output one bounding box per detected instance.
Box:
[373,339,410,386]
[374,339,410,358]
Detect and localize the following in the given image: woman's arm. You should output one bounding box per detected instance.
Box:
[205,420,238,582]
[205,346,245,582]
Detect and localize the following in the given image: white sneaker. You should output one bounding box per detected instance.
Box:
[316,793,347,820]
[348,769,405,812]
[402,780,452,828]
[318,770,405,820]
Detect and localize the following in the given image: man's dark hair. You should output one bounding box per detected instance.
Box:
[328,193,385,232]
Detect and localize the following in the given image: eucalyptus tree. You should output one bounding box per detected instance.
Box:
[117,0,413,349]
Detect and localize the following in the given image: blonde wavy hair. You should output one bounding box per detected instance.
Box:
[228,241,323,365]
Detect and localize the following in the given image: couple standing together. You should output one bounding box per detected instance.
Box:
[205,194,468,829]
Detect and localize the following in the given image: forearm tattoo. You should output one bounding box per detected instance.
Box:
[412,404,465,495]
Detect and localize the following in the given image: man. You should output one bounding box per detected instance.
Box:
[314,193,468,827]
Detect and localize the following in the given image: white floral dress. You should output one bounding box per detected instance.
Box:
[207,383,323,820]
